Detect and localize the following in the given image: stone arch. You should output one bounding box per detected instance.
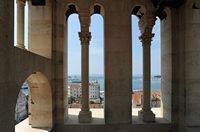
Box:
[63,3,81,123]
[186,0,200,9]
[15,72,53,129]
[163,7,171,21]
[131,5,162,119]
[131,4,146,19]
[89,4,105,118]
[89,3,105,17]
[65,3,79,20]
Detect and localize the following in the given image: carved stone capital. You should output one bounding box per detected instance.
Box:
[79,31,91,45]
[139,27,155,45]
[139,10,156,46]
[138,10,157,34]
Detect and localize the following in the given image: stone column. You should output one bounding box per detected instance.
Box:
[16,0,25,49]
[138,14,156,122]
[78,10,92,123]
[63,20,68,123]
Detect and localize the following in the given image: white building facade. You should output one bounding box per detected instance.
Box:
[68,80,100,100]
[89,81,100,99]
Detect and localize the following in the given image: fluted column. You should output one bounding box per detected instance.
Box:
[78,10,92,123]
[16,0,25,49]
[138,13,156,122]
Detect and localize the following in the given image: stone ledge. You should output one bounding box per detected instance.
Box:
[64,108,170,125]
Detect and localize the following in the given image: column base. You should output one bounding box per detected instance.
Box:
[138,109,155,122]
[78,110,92,123]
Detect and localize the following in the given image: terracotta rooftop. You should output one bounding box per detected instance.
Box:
[132,90,161,106]
[69,84,81,89]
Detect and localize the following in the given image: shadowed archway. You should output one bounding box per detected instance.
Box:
[15,72,52,131]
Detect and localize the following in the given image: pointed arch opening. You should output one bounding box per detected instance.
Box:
[89,4,105,120]
[131,7,162,120]
[64,4,82,123]
[15,72,52,131]
[64,3,105,123]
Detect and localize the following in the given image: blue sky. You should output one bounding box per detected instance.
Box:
[14,4,161,76]
[68,14,161,76]
[132,16,161,76]
[68,14,105,76]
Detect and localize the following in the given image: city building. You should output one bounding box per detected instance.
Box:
[68,80,100,100]
[132,90,161,108]
[89,80,100,99]
[68,84,81,99]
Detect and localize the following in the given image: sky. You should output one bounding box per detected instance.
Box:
[132,16,161,76]
[68,14,105,76]
[14,4,161,76]
[68,14,161,76]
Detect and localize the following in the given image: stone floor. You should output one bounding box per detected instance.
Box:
[15,118,51,132]
[15,108,165,131]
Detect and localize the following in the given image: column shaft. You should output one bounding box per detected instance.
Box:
[78,33,92,123]
[143,44,151,111]
[78,11,92,123]
[81,44,89,111]
[16,0,25,49]
[138,27,155,122]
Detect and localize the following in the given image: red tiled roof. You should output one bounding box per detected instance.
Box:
[132,90,161,106]
[69,84,81,89]
[132,91,143,106]
[151,90,160,95]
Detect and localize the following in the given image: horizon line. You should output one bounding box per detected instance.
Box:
[68,74,161,76]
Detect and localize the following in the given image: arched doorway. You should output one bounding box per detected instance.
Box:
[15,72,52,131]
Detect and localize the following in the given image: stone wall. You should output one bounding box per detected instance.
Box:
[0,1,52,131]
[28,0,53,58]
[161,1,200,131]
[161,8,172,122]
[184,1,200,131]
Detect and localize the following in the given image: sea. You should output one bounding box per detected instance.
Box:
[21,75,161,95]
[70,75,161,91]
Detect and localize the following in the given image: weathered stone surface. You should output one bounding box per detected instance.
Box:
[1,0,200,132]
